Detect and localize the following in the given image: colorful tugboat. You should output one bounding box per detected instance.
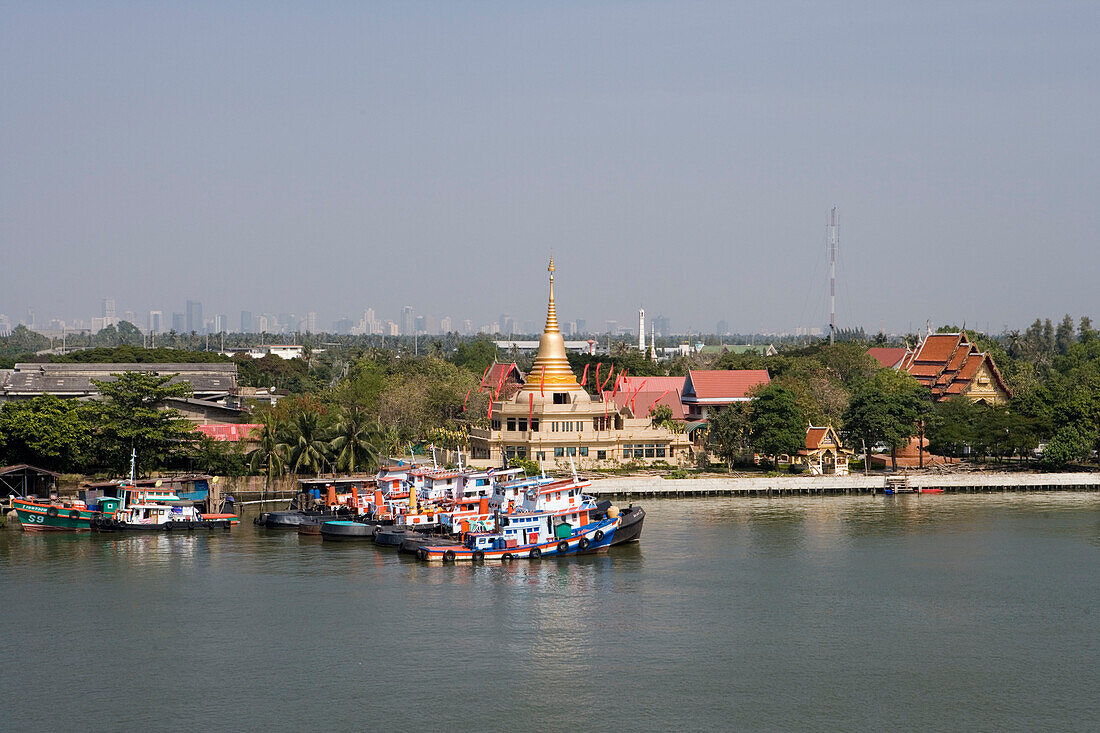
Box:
[84,451,238,531]
[92,485,239,531]
[417,513,618,562]
[12,497,108,532]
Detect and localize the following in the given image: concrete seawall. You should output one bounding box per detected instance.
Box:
[588,472,1100,498]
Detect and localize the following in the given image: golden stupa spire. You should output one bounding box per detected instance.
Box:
[524,254,582,393]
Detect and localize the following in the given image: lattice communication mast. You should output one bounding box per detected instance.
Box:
[826,207,839,345]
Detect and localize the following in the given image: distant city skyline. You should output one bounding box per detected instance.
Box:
[0,289,1050,341]
[4,4,1098,334]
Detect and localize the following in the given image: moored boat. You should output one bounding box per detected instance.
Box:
[417,514,618,562]
[12,498,105,532]
[320,520,379,541]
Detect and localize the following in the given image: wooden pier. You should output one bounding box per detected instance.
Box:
[588,472,1100,500]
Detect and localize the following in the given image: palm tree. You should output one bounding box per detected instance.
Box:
[287,411,330,475]
[248,414,288,498]
[329,408,380,475]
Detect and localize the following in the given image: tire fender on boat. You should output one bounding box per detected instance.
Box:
[69,510,81,520]
[417,548,427,561]
[578,537,590,550]
[529,547,542,560]
[594,530,604,542]
[46,506,59,518]
[472,550,485,562]
[557,541,569,553]
[443,550,456,563]
[501,553,514,561]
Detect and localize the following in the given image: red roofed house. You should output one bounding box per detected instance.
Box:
[866,347,910,369]
[680,369,771,421]
[194,423,261,442]
[898,332,1011,404]
[480,362,525,400]
[606,376,686,420]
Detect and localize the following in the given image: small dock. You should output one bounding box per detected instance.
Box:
[588,472,1100,500]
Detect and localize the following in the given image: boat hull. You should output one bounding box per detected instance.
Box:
[320,520,379,541]
[93,518,237,532]
[255,509,351,529]
[609,505,644,545]
[13,500,97,532]
[418,518,618,563]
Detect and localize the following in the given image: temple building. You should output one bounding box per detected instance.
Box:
[897,331,1011,404]
[790,425,853,476]
[467,257,692,468]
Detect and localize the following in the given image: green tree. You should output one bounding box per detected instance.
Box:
[329,408,380,474]
[90,372,196,475]
[708,402,751,470]
[248,414,288,495]
[0,395,95,472]
[926,397,979,458]
[1041,425,1096,467]
[843,371,922,471]
[451,336,498,375]
[286,410,331,474]
[747,386,805,464]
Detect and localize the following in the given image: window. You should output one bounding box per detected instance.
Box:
[490,419,501,431]
[517,448,527,459]
[507,418,516,431]
[579,447,589,457]
[536,451,546,460]
[551,422,559,433]
[553,393,569,404]
[597,450,606,460]
[554,447,564,457]
[505,447,516,459]
[645,445,655,458]
[655,447,666,458]
[567,447,576,457]
[531,419,539,432]
[518,419,527,432]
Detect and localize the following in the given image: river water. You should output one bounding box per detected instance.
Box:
[2,492,1098,732]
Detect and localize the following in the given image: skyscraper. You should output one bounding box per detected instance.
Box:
[171,312,184,333]
[240,310,253,333]
[306,311,317,333]
[402,306,414,336]
[147,310,163,334]
[186,300,203,334]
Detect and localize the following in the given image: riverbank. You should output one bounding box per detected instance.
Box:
[589,471,1100,498]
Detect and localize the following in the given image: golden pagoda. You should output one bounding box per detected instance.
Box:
[524,254,584,394]
[466,256,692,468]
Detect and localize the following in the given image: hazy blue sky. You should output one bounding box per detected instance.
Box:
[3,1,1097,334]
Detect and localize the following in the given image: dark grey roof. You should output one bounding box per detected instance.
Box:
[1,362,238,397]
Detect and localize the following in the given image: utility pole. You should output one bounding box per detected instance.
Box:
[827,207,839,345]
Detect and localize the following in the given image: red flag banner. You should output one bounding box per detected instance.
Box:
[487,400,494,420]
[478,364,492,393]
[463,389,472,412]
[580,363,589,387]
[649,389,671,413]
[601,366,615,392]
[595,363,602,392]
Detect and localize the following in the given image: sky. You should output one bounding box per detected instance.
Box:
[2,1,1097,335]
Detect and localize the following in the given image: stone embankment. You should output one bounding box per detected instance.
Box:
[588,472,1100,499]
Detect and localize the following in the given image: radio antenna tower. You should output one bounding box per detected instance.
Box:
[826,207,839,345]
